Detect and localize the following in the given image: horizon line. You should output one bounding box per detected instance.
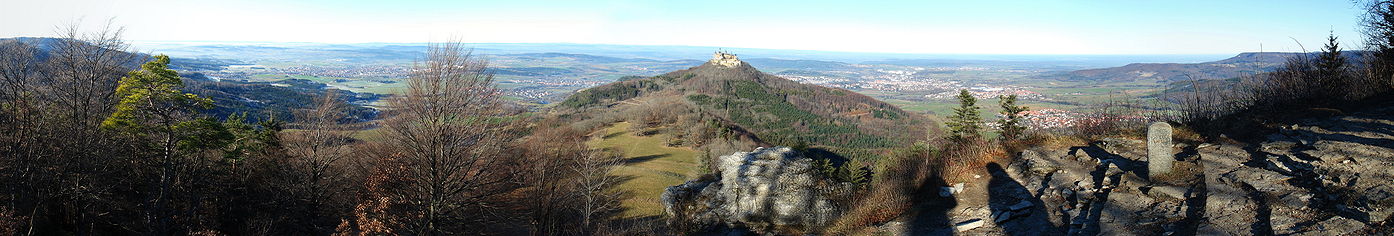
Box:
[118,39,1251,56]
[3,35,1284,56]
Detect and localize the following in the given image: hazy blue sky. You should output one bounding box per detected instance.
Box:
[0,0,1367,54]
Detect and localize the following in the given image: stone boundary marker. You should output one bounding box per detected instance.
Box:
[1148,122,1173,180]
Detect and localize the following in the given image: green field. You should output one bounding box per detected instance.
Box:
[586,122,700,218]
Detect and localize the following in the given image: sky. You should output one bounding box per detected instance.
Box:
[0,0,1369,55]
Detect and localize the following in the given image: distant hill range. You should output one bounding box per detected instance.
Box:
[492,52,864,77]
[1046,52,1365,82]
[559,52,931,160]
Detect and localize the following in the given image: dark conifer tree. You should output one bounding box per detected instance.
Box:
[1315,32,1351,102]
[946,89,982,140]
[997,95,1028,141]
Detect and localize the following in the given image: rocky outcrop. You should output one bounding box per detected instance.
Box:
[988,107,1394,235]
[661,147,848,233]
[1005,138,1186,235]
[1192,109,1394,234]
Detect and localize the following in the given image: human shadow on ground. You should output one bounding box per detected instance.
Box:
[1167,145,1208,235]
[1287,127,1394,151]
[905,173,957,235]
[986,163,1062,236]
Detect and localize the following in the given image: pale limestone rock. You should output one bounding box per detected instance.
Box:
[1292,216,1365,236]
[954,219,985,232]
[661,147,846,233]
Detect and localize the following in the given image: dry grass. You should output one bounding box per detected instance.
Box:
[823,138,1007,234]
[1018,131,1089,150]
[1150,158,1203,187]
[939,139,1007,184]
[824,147,925,234]
[586,122,701,218]
[1170,125,1205,144]
[594,217,666,236]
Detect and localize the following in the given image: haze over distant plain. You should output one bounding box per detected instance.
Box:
[0,0,1366,55]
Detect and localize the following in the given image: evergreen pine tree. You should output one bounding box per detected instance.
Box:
[837,160,870,186]
[101,55,231,232]
[792,140,809,152]
[997,95,1028,141]
[102,55,226,155]
[1315,32,1350,102]
[946,89,982,140]
[701,148,716,174]
[814,158,836,178]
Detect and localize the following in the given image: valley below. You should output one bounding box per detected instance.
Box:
[136,42,1262,122]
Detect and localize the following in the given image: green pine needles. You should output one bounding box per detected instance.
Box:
[102,55,213,133]
[946,89,982,140]
[997,94,1028,141]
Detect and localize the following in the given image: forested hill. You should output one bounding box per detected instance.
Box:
[0,37,380,122]
[1048,51,1364,82]
[560,52,932,160]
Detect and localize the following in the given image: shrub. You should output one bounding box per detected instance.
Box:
[823,138,1004,234]
[813,158,872,186]
[938,138,1006,183]
[1174,32,1393,138]
[0,207,23,235]
[823,144,931,234]
[1071,95,1152,141]
[1016,130,1089,150]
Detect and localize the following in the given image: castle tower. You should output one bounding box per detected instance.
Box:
[711,51,743,68]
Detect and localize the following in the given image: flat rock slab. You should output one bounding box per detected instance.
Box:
[954,219,985,232]
[1293,216,1365,236]
[1201,145,1260,234]
[1009,200,1034,211]
[1222,167,1295,193]
[1148,185,1187,201]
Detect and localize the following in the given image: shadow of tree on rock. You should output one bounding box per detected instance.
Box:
[623,154,671,164]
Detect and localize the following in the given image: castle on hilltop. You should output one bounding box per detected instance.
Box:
[711,50,743,68]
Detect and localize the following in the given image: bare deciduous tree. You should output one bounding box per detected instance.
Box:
[277,91,359,231]
[380,41,522,234]
[284,92,357,193]
[0,22,143,235]
[571,150,623,233]
[516,123,585,235]
[50,22,141,134]
[1363,0,1394,88]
